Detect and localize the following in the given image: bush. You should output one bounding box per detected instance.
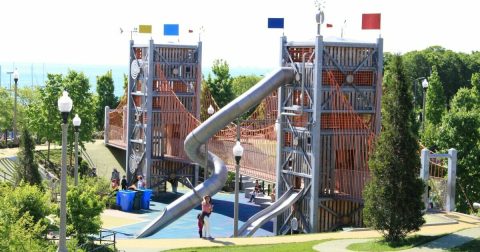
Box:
[66,178,105,244]
[222,172,236,192]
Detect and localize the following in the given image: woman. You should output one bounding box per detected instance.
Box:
[201,195,214,239]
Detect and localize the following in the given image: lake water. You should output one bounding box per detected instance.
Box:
[0,62,272,97]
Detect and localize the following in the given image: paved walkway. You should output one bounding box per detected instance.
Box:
[112,212,480,251]
[313,227,480,251]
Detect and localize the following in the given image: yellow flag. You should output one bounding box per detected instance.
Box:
[139,25,152,33]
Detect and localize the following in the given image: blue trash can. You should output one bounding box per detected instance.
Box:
[141,189,153,209]
[120,191,136,212]
[116,190,122,206]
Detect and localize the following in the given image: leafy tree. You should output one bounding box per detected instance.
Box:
[15,128,42,186]
[436,111,480,213]
[425,66,446,126]
[363,55,425,242]
[0,88,13,142]
[0,183,55,251]
[25,74,63,164]
[95,70,118,130]
[231,74,262,97]
[205,59,234,108]
[66,177,105,244]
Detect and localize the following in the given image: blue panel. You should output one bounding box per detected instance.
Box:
[164,24,180,36]
[268,18,284,29]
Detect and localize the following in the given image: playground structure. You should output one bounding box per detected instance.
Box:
[105,22,386,236]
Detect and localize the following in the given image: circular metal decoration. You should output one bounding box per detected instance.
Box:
[130,59,141,80]
[346,74,354,84]
[173,68,179,76]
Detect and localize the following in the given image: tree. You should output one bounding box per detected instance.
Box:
[61,70,97,166]
[0,183,55,251]
[363,55,425,242]
[25,74,63,164]
[0,88,13,142]
[95,70,118,130]
[231,75,262,97]
[66,178,105,244]
[205,59,234,108]
[15,128,42,186]
[425,66,446,126]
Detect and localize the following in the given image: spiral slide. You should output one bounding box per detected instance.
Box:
[136,67,294,238]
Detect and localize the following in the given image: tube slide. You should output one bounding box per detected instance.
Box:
[136,67,295,238]
[237,187,304,237]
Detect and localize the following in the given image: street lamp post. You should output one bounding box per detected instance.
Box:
[73,114,81,186]
[204,105,215,182]
[232,141,244,237]
[422,78,429,132]
[13,69,18,144]
[58,91,73,252]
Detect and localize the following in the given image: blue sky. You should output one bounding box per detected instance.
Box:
[1,0,479,69]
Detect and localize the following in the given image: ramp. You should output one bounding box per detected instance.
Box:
[136,67,295,238]
[238,187,304,237]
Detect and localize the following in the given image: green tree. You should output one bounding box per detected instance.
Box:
[231,75,262,97]
[437,111,480,213]
[95,70,118,130]
[363,55,425,242]
[15,128,42,186]
[0,88,13,142]
[66,178,105,244]
[63,70,96,166]
[205,59,234,108]
[425,66,446,126]
[0,183,55,251]
[25,74,63,164]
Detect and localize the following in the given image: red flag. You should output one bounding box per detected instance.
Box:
[326,23,333,28]
[362,13,381,29]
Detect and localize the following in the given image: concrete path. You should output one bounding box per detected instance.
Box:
[313,227,480,252]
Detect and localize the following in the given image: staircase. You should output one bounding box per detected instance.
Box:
[241,175,274,208]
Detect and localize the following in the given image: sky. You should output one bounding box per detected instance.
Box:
[1,0,480,70]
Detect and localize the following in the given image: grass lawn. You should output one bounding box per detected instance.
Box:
[166,240,328,252]
[347,235,445,251]
[449,238,480,251]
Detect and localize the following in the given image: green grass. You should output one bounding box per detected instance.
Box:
[166,240,328,252]
[449,238,480,251]
[347,235,445,251]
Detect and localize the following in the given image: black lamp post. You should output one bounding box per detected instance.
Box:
[73,114,81,186]
[232,141,244,237]
[13,69,18,144]
[57,91,73,252]
[422,78,429,132]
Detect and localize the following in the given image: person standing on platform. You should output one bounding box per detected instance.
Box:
[121,175,128,190]
[201,195,214,239]
[111,168,120,189]
[137,175,146,190]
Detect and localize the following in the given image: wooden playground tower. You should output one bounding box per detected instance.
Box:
[105,32,384,234]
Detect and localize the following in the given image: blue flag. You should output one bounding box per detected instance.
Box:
[268,18,284,29]
[164,24,179,36]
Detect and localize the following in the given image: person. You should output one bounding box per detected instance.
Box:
[270,184,276,202]
[249,186,259,203]
[249,180,261,203]
[137,175,146,190]
[111,168,120,189]
[197,213,204,238]
[121,175,128,190]
[201,195,213,239]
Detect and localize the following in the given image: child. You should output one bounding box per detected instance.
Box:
[197,213,204,238]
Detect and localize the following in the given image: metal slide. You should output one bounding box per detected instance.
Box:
[237,187,304,237]
[136,67,294,238]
